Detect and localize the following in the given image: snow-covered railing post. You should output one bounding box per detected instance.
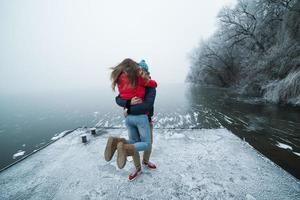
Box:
[81,134,87,143]
[90,128,96,135]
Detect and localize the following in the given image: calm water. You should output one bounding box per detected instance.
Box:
[0,84,299,179]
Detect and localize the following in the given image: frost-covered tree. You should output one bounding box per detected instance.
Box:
[218,0,265,52]
[187,0,300,105]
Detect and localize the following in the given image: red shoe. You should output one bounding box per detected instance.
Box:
[128,168,141,181]
[142,161,157,170]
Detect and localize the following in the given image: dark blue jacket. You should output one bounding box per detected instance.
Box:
[115,88,156,118]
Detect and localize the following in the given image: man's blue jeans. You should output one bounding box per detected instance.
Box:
[125,115,151,152]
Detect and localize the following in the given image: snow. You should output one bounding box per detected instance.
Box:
[246,194,256,200]
[104,121,109,127]
[51,130,71,141]
[224,116,233,124]
[293,152,300,157]
[276,142,293,150]
[263,70,300,105]
[93,111,221,130]
[0,128,299,200]
[12,150,25,159]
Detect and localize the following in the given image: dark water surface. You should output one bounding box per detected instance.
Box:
[0,84,299,179]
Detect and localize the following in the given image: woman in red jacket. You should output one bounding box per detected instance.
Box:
[117,63,157,101]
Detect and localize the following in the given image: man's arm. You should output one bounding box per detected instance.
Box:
[130,88,156,115]
[115,95,130,108]
[115,88,156,115]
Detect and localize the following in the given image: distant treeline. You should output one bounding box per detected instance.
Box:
[187,0,300,106]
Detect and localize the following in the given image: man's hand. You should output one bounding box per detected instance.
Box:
[131,97,143,105]
[123,108,128,117]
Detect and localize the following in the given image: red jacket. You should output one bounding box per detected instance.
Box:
[118,73,157,100]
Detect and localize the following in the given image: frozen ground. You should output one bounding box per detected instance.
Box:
[0,128,299,200]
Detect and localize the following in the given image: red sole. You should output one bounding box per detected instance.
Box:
[128,171,142,182]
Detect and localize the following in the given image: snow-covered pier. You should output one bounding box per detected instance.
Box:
[0,128,299,200]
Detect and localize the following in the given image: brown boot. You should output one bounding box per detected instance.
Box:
[104,137,126,161]
[117,143,136,169]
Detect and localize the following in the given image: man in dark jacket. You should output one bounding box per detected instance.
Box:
[115,87,157,172]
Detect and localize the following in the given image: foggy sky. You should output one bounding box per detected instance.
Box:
[0,0,236,94]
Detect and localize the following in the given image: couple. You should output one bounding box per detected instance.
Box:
[104,58,157,181]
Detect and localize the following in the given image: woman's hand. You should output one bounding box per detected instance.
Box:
[131,97,143,105]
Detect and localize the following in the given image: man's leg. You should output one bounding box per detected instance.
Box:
[131,151,141,169]
[135,115,151,152]
[143,122,153,163]
[142,121,156,169]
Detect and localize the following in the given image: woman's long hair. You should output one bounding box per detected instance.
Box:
[110,58,140,91]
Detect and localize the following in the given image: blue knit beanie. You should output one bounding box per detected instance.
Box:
[139,59,149,73]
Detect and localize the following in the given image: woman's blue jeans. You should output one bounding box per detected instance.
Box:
[125,115,151,152]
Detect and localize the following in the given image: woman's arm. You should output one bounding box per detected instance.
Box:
[138,71,157,88]
[146,80,157,88]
